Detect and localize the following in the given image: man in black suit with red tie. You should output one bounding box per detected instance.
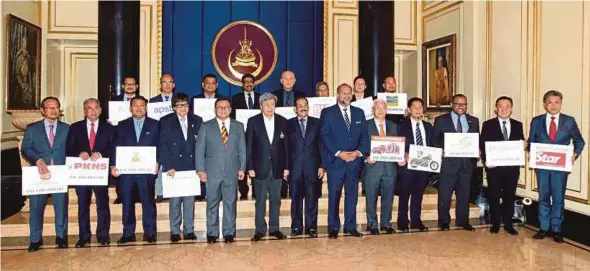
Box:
[396,97,433,232]
[66,98,116,247]
[231,74,261,200]
[480,96,524,236]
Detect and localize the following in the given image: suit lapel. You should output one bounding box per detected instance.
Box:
[54,122,67,149]
[556,115,566,141]
[541,116,549,138]
[38,122,51,149]
[82,120,91,149]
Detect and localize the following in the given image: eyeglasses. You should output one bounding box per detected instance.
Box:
[216,106,231,110]
[175,104,189,108]
[161,81,175,84]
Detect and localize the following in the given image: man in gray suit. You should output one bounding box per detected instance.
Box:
[21,96,70,252]
[196,97,247,244]
[364,99,406,235]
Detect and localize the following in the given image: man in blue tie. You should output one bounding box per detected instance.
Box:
[111,96,160,244]
[21,97,70,252]
[528,90,585,243]
[320,83,370,239]
[271,70,305,107]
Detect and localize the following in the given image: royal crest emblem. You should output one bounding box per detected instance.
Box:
[212,21,278,86]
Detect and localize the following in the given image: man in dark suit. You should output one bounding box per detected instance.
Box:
[432,94,480,231]
[231,73,260,200]
[397,97,433,233]
[111,96,160,244]
[196,97,247,244]
[480,96,525,236]
[247,92,290,241]
[320,83,370,239]
[271,70,305,107]
[287,97,324,238]
[113,76,138,102]
[66,98,116,247]
[193,73,223,100]
[364,99,404,235]
[351,76,367,102]
[158,93,203,242]
[21,97,70,252]
[528,90,585,243]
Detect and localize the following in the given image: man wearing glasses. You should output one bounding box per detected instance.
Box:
[432,94,480,232]
[158,93,203,242]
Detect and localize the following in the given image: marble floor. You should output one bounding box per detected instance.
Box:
[2,226,589,271]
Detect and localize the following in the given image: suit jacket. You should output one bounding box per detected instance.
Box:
[158,113,203,172]
[364,119,398,177]
[480,117,525,173]
[66,119,116,160]
[528,113,585,157]
[112,116,160,179]
[319,104,370,170]
[246,113,289,180]
[230,91,261,119]
[271,89,306,107]
[195,118,247,180]
[432,112,480,166]
[287,116,324,178]
[113,93,136,102]
[22,120,70,166]
[149,93,176,103]
[397,118,433,173]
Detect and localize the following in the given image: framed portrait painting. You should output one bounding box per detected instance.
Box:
[422,34,456,111]
[5,14,41,112]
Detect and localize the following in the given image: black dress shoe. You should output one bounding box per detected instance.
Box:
[155,195,164,203]
[411,224,429,232]
[117,235,136,244]
[439,224,450,231]
[170,234,181,243]
[75,239,90,248]
[291,229,303,236]
[553,232,564,243]
[143,234,157,243]
[97,237,110,246]
[195,196,205,202]
[251,232,265,242]
[328,230,339,239]
[307,229,318,238]
[56,237,68,249]
[504,227,519,236]
[207,236,218,244]
[460,224,476,231]
[27,242,42,252]
[533,230,548,239]
[490,226,500,234]
[183,233,197,240]
[397,227,409,233]
[344,229,363,237]
[370,228,380,235]
[270,231,287,240]
[380,227,396,234]
[224,235,235,243]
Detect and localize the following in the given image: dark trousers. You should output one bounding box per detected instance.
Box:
[121,177,157,237]
[281,180,289,198]
[254,172,283,234]
[487,168,519,228]
[327,165,360,231]
[238,178,249,199]
[290,171,319,231]
[29,193,68,243]
[438,159,474,226]
[397,169,430,228]
[76,186,111,241]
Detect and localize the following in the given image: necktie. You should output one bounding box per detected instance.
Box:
[456,115,463,133]
[286,91,294,106]
[343,108,351,131]
[502,120,509,140]
[379,123,385,136]
[549,117,557,142]
[221,122,228,146]
[300,118,306,138]
[247,93,254,109]
[89,122,96,150]
[135,119,143,142]
[165,96,169,102]
[416,122,424,146]
[180,117,187,140]
[48,124,55,147]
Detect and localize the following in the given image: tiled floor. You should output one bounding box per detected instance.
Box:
[2,226,589,271]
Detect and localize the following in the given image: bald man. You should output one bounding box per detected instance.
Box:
[272,70,306,107]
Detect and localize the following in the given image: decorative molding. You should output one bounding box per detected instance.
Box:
[422,1,463,41]
[156,0,162,92]
[323,0,329,81]
[332,0,358,10]
[395,1,418,46]
[47,0,98,35]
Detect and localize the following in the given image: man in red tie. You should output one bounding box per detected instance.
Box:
[66,98,117,247]
[528,90,585,243]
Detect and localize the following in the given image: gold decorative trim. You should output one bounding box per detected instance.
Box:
[422,1,447,13]
[331,13,358,89]
[485,1,492,119]
[331,0,358,10]
[395,1,418,46]
[422,1,463,41]
[68,52,98,122]
[156,0,163,90]
[323,0,329,81]
[47,0,98,34]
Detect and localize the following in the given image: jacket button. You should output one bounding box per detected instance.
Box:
[173,143,176,145]
[190,155,193,158]
[180,154,183,157]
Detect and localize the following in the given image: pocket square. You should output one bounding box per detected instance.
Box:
[355,121,361,124]
[145,131,151,135]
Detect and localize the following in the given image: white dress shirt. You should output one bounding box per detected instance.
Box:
[161,94,173,101]
[546,113,560,134]
[498,117,511,138]
[216,117,231,133]
[410,118,427,145]
[374,118,386,135]
[86,119,99,139]
[243,91,255,109]
[263,114,274,144]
